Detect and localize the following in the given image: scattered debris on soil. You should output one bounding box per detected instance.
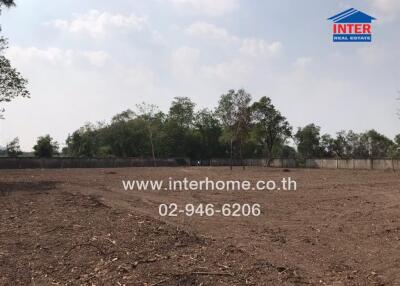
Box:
[0,167,399,285]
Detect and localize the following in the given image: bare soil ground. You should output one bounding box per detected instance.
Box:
[0,167,399,286]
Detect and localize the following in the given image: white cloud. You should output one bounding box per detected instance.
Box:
[170,46,200,77]
[185,22,239,43]
[185,22,282,58]
[293,57,313,68]
[5,46,109,68]
[48,10,148,38]
[357,46,383,65]
[167,0,239,16]
[171,22,283,87]
[239,39,282,58]
[201,59,252,82]
[369,0,400,20]
[370,0,400,14]
[80,51,109,67]
[2,46,159,150]
[169,43,269,86]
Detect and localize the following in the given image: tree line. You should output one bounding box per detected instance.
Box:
[1,2,399,163]
[0,0,30,119]
[3,91,400,165]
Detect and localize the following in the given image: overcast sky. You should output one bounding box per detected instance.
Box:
[0,0,399,150]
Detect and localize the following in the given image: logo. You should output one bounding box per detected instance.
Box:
[328,8,376,42]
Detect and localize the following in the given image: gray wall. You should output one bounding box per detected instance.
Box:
[0,157,398,170]
[210,158,296,168]
[0,158,189,169]
[306,159,399,170]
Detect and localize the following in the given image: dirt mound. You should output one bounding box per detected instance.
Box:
[1,167,399,285]
[0,190,309,285]
[0,181,58,194]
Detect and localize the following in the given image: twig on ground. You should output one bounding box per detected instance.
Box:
[150,278,171,286]
[63,243,106,258]
[150,270,234,285]
[191,271,234,276]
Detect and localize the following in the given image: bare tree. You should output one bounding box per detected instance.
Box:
[136,103,160,167]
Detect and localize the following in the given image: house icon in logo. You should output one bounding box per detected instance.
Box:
[328,8,376,42]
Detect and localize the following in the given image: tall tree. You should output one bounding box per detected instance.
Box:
[6,137,21,157]
[65,123,101,157]
[107,110,148,157]
[33,135,59,158]
[344,130,364,158]
[395,134,400,146]
[251,96,292,166]
[193,109,223,160]
[136,103,162,166]
[165,97,196,157]
[0,0,15,8]
[361,130,394,158]
[0,0,29,119]
[320,134,335,158]
[233,89,252,169]
[294,124,322,160]
[216,89,252,169]
[392,134,400,158]
[331,131,350,158]
[168,97,195,129]
[216,90,236,169]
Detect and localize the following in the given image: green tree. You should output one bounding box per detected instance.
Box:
[216,89,252,169]
[216,90,236,167]
[251,96,292,166]
[135,103,162,166]
[165,97,196,157]
[362,130,394,158]
[65,123,101,157]
[320,134,334,158]
[6,137,22,157]
[279,145,297,159]
[391,134,400,158]
[344,131,366,158]
[193,109,223,160]
[33,135,59,158]
[168,97,195,128]
[107,112,148,157]
[0,1,29,119]
[395,134,400,146]
[233,89,252,169]
[331,131,350,158]
[0,1,15,9]
[294,124,321,160]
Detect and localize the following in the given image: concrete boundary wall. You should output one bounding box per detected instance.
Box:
[209,159,296,168]
[0,157,398,170]
[0,158,189,170]
[306,159,400,170]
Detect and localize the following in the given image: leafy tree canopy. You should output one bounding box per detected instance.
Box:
[33,135,59,158]
[0,0,29,119]
[6,137,21,157]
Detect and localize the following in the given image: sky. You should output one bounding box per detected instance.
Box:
[0,0,399,151]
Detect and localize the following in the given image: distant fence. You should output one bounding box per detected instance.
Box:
[0,157,398,170]
[209,158,297,168]
[0,157,190,170]
[306,159,400,170]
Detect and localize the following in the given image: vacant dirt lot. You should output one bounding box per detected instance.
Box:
[0,167,399,285]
